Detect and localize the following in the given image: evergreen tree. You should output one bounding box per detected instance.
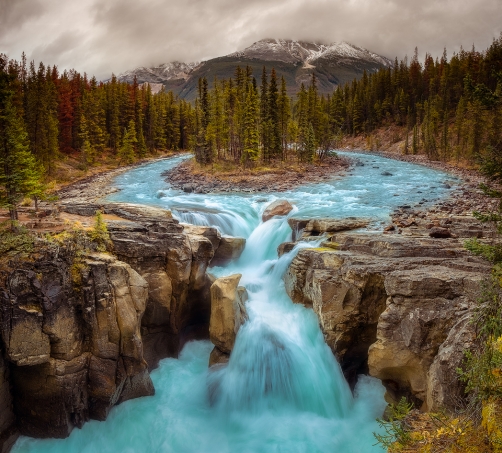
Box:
[118,120,137,164]
[0,99,44,222]
[242,84,260,166]
[267,69,281,160]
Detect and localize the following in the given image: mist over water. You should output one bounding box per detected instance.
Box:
[13,152,456,453]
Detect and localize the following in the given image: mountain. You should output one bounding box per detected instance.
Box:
[116,39,392,99]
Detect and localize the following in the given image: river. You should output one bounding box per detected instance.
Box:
[13,152,456,453]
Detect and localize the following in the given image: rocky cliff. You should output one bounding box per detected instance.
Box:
[285,225,490,412]
[0,203,245,450]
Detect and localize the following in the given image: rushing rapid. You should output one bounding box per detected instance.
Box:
[13,152,456,453]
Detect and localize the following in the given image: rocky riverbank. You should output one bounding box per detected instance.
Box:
[282,207,492,412]
[162,155,351,193]
[0,202,247,451]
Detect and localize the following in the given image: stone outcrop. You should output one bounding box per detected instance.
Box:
[211,236,246,267]
[285,230,489,409]
[106,217,214,369]
[426,313,476,412]
[288,217,369,240]
[262,200,294,222]
[208,274,248,366]
[0,203,250,447]
[0,251,153,439]
[59,202,174,220]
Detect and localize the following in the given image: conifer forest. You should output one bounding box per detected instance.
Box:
[1,35,502,216]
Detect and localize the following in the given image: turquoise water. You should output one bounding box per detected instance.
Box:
[13,152,456,453]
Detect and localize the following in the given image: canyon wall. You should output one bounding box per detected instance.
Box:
[285,230,488,411]
[0,205,245,449]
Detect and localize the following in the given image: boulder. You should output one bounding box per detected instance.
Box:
[277,242,296,257]
[211,236,246,267]
[262,200,294,222]
[302,217,370,237]
[209,274,248,364]
[287,218,310,241]
[208,347,230,367]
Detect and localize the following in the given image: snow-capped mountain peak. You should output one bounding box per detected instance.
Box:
[228,39,392,68]
[114,38,392,99]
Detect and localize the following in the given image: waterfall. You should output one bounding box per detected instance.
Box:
[14,151,458,453]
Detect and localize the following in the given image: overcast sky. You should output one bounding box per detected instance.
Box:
[1,0,501,80]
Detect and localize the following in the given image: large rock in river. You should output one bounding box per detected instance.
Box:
[262,200,294,222]
[209,274,248,366]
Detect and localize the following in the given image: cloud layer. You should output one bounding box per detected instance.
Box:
[1,0,501,80]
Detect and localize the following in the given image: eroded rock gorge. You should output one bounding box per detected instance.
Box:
[284,227,489,412]
[0,204,245,451]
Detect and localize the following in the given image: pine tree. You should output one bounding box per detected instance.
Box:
[278,76,291,160]
[267,69,281,160]
[0,99,44,223]
[118,120,137,164]
[242,84,260,166]
[300,123,316,163]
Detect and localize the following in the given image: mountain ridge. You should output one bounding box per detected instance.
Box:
[116,38,393,99]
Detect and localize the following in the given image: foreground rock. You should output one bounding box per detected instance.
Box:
[285,230,489,410]
[106,217,214,368]
[0,251,153,440]
[208,274,248,366]
[59,202,174,220]
[0,205,242,446]
[262,200,294,222]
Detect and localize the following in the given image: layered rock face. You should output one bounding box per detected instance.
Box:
[0,251,153,440]
[208,274,248,366]
[107,218,214,368]
[0,203,246,447]
[285,232,489,411]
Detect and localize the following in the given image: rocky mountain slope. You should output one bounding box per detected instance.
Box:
[116,38,392,99]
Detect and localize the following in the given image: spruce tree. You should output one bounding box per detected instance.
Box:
[118,120,137,164]
[268,69,281,160]
[0,100,44,223]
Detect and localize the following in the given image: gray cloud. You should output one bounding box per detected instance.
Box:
[0,0,501,80]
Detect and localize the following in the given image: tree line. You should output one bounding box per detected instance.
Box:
[0,53,195,220]
[330,34,502,162]
[193,67,335,166]
[193,34,502,166]
[1,34,502,219]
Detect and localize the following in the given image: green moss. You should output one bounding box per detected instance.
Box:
[0,221,34,256]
